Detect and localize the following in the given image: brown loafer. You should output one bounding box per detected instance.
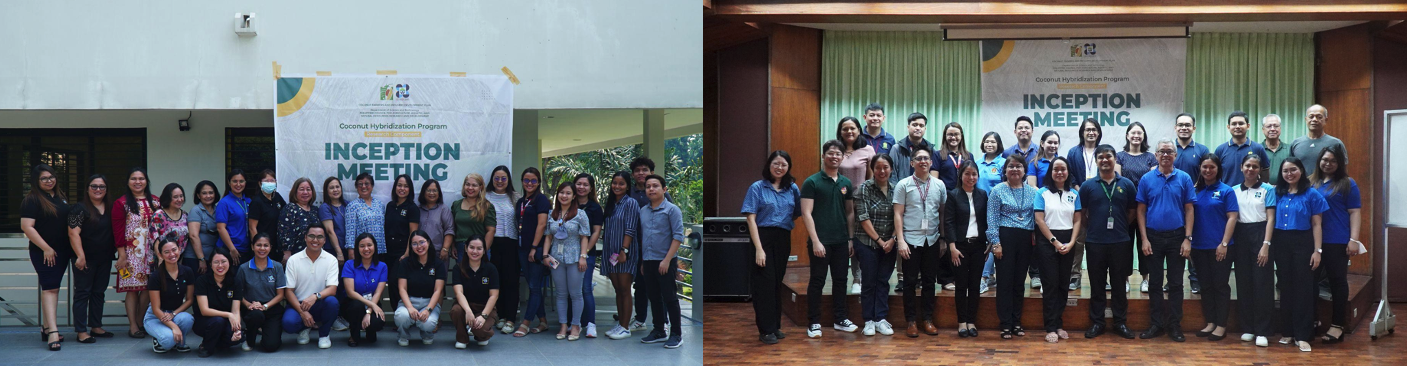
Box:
[924,320,939,335]
[906,322,920,338]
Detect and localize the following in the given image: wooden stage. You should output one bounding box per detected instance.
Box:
[774,267,1372,332]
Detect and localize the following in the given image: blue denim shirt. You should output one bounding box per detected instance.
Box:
[639,200,685,261]
[740,180,800,230]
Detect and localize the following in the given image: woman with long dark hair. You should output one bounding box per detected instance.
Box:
[545,181,591,341]
[150,182,190,286]
[513,167,552,337]
[143,234,195,353]
[236,233,286,352]
[1117,122,1157,293]
[68,174,117,343]
[836,117,875,295]
[450,236,500,348]
[572,173,605,337]
[602,171,642,340]
[1309,146,1362,344]
[393,230,446,346]
[1270,157,1328,352]
[1231,154,1276,347]
[193,251,242,357]
[114,167,157,338]
[1189,154,1238,342]
[247,169,286,254]
[485,165,521,334]
[386,174,421,310]
[946,159,988,338]
[340,233,387,347]
[21,164,71,350]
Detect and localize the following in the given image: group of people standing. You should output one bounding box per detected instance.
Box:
[21,157,689,355]
[742,103,1362,353]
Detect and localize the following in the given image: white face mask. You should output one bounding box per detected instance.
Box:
[261,182,277,194]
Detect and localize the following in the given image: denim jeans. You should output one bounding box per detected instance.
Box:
[394,296,441,340]
[282,296,340,338]
[520,245,550,322]
[143,307,194,350]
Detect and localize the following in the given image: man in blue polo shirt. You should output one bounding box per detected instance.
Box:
[1136,138,1196,343]
[1002,116,1038,165]
[861,103,897,156]
[1171,113,1209,293]
[1080,145,1138,340]
[1215,111,1270,186]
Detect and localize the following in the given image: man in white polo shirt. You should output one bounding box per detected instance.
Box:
[281,224,341,349]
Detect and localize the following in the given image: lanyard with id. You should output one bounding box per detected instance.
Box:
[916,178,930,231]
[1101,180,1116,229]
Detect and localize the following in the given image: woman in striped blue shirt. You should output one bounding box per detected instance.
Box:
[988,153,1039,340]
[601,171,641,340]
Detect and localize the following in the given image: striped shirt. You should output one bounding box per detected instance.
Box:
[344,196,387,253]
[853,179,894,248]
[986,182,1038,244]
[486,191,520,240]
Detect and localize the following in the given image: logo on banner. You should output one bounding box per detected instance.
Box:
[380,84,411,100]
[1070,43,1097,57]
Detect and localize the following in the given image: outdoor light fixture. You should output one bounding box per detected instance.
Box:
[178,111,191,131]
[942,22,1189,40]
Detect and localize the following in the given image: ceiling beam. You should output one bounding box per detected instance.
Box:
[711,1,1407,24]
[705,21,771,52]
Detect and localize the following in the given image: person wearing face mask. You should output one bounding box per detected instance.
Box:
[802,140,859,338]
[248,169,287,255]
[279,178,325,262]
[194,252,243,358]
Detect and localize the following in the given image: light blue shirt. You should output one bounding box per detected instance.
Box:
[986,182,1038,244]
[547,209,592,264]
[976,155,1007,192]
[639,199,685,261]
[739,180,801,230]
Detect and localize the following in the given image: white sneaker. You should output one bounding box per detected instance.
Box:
[807,324,822,338]
[979,278,990,294]
[607,325,631,340]
[318,337,331,349]
[423,336,434,345]
[944,283,956,291]
[850,283,862,295]
[833,319,858,332]
[1031,277,1042,289]
[297,329,311,345]
[477,339,490,346]
[629,319,648,332]
[241,342,251,351]
[1141,280,1149,293]
[1125,283,1130,292]
[586,322,597,338]
[1255,336,1269,347]
[862,321,876,336]
[1241,333,1254,342]
[455,342,468,349]
[398,338,410,347]
[333,317,350,331]
[876,320,895,336]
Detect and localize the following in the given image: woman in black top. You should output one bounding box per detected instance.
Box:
[944,160,989,338]
[385,174,421,313]
[451,236,500,348]
[247,169,286,254]
[513,167,552,336]
[68,174,118,343]
[20,164,71,351]
[194,252,243,357]
[143,235,195,353]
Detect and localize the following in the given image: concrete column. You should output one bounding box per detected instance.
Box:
[643,109,666,163]
[512,109,541,173]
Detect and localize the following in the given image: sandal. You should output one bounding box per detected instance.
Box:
[1321,325,1345,344]
[513,324,530,337]
[531,323,550,334]
[1000,329,1014,340]
[1297,340,1312,352]
[1013,326,1027,337]
[40,329,64,343]
[44,330,62,351]
[1045,332,1059,343]
[128,330,147,339]
[1057,329,1069,339]
[90,330,115,338]
[77,334,97,344]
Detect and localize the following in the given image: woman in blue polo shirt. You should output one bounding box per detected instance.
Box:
[1189,154,1238,341]
[975,132,1006,294]
[1026,130,1061,188]
[1230,154,1277,347]
[742,151,801,344]
[1033,157,1080,343]
[216,169,251,264]
[1309,146,1361,344]
[340,233,387,346]
[1269,157,1328,352]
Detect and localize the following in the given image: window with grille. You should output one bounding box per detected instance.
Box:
[0,129,147,233]
[225,127,275,187]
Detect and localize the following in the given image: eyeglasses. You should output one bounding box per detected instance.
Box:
[38,176,56,182]
[89,185,107,190]
[912,156,931,162]
[493,177,508,182]
[523,179,539,185]
[305,234,326,240]
[412,240,429,247]
[1156,151,1176,156]
[355,182,373,187]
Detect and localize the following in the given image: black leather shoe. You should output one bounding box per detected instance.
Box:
[1084,324,1105,339]
[774,330,786,339]
[1195,329,1212,338]
[1140,325,1165,339]
[760,333,779,344]
[1169,327,1186,342]
[1113,324,1136,339]
[958,328,971,338]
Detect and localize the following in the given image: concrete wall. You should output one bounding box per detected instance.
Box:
[0,0,701,110]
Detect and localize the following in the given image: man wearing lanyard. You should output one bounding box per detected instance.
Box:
[1079,145,1138,339]
[1136,138,1197,342]
[893,146,947,338]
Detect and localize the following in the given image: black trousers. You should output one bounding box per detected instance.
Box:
[1190,247,1233,327]
[1134,223,1150,277]
[901,242,942,323]
[1146,228,1186,329]
[71,256,112,333]
[634,256,650,324]
[491,237,521,324]
[937,247,955,286]
[1087,241,1132,327]
[995,227,1033,330]
[1036,229,1074,332]
[1232,222,1275,336]
[340,298,386,342]
[642,259,682,336]
[952,238,986,324]
[854,240,896,323]
[195,316,239,351]
[751,228,791,335]
[1322,243,1350,327]
[378,252,403,311]
[807,241,850,325]
[1273,229,1316,342]
[241,303,284,352]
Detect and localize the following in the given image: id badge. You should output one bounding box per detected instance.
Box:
[1107,217,1114,230]
[921,219,929,231]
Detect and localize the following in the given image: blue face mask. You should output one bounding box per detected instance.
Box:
[261,182,277,194]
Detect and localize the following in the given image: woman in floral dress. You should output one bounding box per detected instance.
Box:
[113,168,158,338]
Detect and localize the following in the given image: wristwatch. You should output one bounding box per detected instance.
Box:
[1219,242,1228,248]
[580,253,589,259]
[1316,248,1323,253]
[622,247,630,255]
[1263,241,1272,246]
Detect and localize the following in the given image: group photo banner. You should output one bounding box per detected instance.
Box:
[274,74,514,201]
[980,38,1186,154]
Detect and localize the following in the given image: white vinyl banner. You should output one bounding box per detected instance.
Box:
[274,75,513,202]
[980,39,1185,155]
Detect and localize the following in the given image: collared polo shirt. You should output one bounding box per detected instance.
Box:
[893,175,946,246]
[1273,188,1328,231]
[1173,140,1210,179]
[639,200,685,260]
[862,127,897,156]
[235,258,286,303]
[1034,187,1080,231]
[800,171,853,245]
[1137,168,1197,232]
[1027,157,1056,188]
[976,155,1007,192]
[1262,140,1292,184]
[1192,182,1239,249]
[1079,176,1137,244]
[341,260,387,298]
[396,257,447,299]
[1233,183,1275,223]
[284,250,340,301]
[1215,139,1270,186]
[194,272,242,315]
[740,180,801,230]
[1315,179,1362,244]
[452,261,499,304]
[215,193,251,251]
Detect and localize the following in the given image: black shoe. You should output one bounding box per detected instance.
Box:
[1208,332,1226,341]
[1196,329,1212,337]
[957,328,970,338]
[1085,324,1105,339]
[1190,281,1201,294]
[1140,325,1165,339]
[1113,324,1136,339]
[774,330,786,339]
[895,279,905,293]
[760,333,779,344]
[1169,327,1186,342]
[196,346,212,358]
[1069,278,1080,291]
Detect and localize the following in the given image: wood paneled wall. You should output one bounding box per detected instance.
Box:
[714,39,772,218]
[767,25,823,266]
[1373,35,1407,300]
[1316,24,1375,276]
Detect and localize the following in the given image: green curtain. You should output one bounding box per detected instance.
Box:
[821,31,1313,153]
[821,31,981,150]
[1186,33,1314,147]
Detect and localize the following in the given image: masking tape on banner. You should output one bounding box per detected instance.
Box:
[377,70,397,75]
[272,61,281,80]
[449,72,466,77]
[316,71,332,76]
[501,67,520,85]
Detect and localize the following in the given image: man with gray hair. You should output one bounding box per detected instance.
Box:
[1289,104,1347,176]
[1260,114,1292,184]
[1135,138,1196,343]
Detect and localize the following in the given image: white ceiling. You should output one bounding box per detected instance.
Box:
[787,21,1366,33]
[537,108,703,157]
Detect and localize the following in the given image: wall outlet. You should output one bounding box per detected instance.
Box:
[1067,298,1078,307]
[789,255,798,262]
